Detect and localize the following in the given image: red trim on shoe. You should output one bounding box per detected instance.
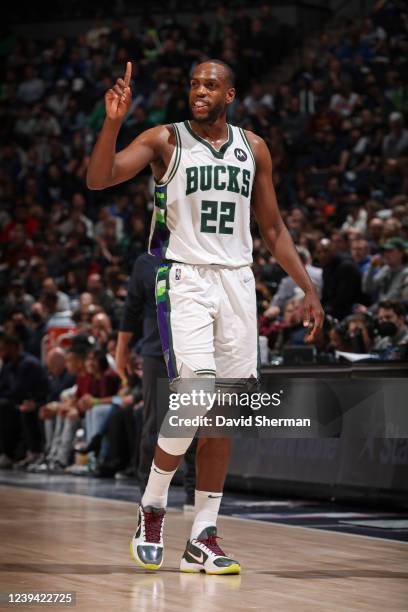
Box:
[198,535,226,556]
[144,511,164,543]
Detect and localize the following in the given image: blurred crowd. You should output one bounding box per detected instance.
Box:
[1,0,408,471]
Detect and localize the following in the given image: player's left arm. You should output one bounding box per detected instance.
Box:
[247,131,324,343]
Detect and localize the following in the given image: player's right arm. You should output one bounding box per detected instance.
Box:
[86,62,169,190]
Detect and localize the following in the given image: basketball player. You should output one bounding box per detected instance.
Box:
[87,60,324,574]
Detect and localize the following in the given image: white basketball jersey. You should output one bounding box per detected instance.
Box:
[148,121,256,267]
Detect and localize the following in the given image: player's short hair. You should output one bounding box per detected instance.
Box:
[194,59,235,88]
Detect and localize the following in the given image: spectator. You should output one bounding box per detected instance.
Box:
[374,300,408,353]
[367,217,384,250]
[330,82,360,118]
[260,297,307,352]
[36,347,76,462]
[90,312,113,352]
[363,237,408,303]
[95,353,144,478]
[382,112,408,159]
[16,65,45,104]
[42,346,91,472]
[344,313,374,354]
[0,334,48,468]
[1,278,34,322]
[41,277,70,312]
[87,273,115,316]
[351,238,371,275]
[316,238,363,319]
[25,302,47,359]
[264,246,322,318]
[69,349,121,470]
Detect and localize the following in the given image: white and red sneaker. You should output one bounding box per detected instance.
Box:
[180,526,241,575]
[130,505,165,570]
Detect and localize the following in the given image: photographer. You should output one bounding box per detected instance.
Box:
[345,314,374,354]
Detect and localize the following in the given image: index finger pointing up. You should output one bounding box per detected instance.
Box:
[124,61,132,87]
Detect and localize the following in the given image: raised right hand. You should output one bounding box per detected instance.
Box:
[105,61,132,122]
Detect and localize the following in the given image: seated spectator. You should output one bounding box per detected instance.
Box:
[316,238,363,319]
[41,277,70,312]
[341,200,368,235]
[1,278,34,322]
[373,300,408,355]
[382,112,408,160]
[94,352,144,478]
[260,297,307,351]
[367,217,384,251]
[330,230,352,257]
[87,273,115,316]
[90,312,113,351]
[310,127,348,180]
[16,65,45,104]
[0,334,48,469]
[77,349,121,464]
[330,82,360,118]
[263,246,322,318]
[39,346,91,472]
[26,302,48,359]
[363,237,408,304]
[351,239,371,275]
[383,216,402,240]
[58,193,94,239]
[36,348,76,464]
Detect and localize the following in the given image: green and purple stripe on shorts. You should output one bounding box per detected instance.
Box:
[156,263,178,381]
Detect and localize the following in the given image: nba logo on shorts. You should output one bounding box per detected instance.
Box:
[175,268,182,280]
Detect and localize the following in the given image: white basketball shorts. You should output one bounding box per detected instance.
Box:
[155,262,259,382]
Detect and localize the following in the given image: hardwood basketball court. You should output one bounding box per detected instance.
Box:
[0,485,407,611]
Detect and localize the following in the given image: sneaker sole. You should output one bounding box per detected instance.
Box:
[180,559,241,575]
[129,539,163,571]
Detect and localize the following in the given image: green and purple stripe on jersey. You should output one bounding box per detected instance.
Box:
[150,185,170,259]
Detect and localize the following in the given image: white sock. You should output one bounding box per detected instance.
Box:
[191,490,222,540]
[141,461,177,509]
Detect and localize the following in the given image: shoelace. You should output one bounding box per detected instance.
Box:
[199,535,226,556]
[144,511,164,543]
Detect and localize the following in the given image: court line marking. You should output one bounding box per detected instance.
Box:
[1,483,407,546]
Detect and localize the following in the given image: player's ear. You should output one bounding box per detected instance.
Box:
[225,87,236,105]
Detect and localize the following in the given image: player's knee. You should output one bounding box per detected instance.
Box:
[157,436,193,456]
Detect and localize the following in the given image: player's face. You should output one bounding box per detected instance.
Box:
[189,66,234,123]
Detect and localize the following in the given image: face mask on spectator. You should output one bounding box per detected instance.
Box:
[377,321,398,337]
